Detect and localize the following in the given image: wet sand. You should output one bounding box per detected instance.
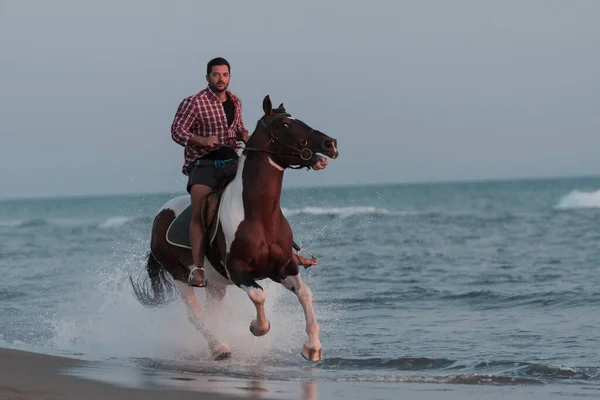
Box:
[0,347,247,400]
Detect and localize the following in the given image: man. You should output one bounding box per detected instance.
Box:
[171,57,247,287]
[171,57,316,288]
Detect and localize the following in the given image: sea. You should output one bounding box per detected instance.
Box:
[1,176,600,399]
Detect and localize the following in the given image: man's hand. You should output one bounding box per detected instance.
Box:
[189,136,219,149]
[237,131,249,143]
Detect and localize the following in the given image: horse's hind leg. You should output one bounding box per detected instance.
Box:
[175,281,231,360]
[280,273,322,361]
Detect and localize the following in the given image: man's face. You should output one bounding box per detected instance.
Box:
[206,65,230,93]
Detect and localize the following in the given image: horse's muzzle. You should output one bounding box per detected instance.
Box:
[322,139,339,159]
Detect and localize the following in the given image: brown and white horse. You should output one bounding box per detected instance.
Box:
[130,95,338,361]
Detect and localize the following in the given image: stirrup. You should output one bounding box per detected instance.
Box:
[296,247,315,261]
[293,240,315,260]
[188,266,207,287]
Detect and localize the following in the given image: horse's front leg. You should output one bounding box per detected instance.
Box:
[175,281,231,360]
[280,273,322,361]
[229,260,271,337]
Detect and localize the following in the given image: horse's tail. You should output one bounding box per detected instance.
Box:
[129,252,178,308]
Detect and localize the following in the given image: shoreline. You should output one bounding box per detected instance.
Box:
[0,347,251,400]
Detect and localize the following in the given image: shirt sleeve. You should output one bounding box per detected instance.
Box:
[171,97,199,147]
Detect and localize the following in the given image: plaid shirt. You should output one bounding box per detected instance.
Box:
[171,86,249,175]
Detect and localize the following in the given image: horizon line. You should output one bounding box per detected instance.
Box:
[2,173,600,202]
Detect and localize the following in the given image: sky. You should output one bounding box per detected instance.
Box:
[1,0,599,199]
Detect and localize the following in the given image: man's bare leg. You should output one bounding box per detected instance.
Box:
[189,184,213,287]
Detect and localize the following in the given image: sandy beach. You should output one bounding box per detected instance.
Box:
[0,347,250,400]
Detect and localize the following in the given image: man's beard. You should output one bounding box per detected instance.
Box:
[210,81,228,93]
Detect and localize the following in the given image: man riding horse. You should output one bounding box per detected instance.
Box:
[171,57,320,288]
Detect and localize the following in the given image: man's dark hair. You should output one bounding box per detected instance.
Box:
[207,57,230,75]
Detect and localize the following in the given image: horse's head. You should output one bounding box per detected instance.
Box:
[247,95,339,170]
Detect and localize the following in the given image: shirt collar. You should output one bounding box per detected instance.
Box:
[206,85,232,101]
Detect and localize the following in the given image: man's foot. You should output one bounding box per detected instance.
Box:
[296,254,318,268]
[188,266,207,287]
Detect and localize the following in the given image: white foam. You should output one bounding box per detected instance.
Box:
[0,216,137,229]
[556,190,600,209]
[0,220,23,227]
[282,206,390,218]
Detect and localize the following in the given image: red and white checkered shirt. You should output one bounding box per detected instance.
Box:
[171,86,249,175]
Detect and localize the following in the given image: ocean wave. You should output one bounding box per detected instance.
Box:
[137,354,598,385]
[282,206,392,217]
[318,288,600,310]
[556,189,600,209]
[0,290,27,301]
[440,289,600,308]
[521,363,597,380]
[0,216,153,230]
[319,356,454,370]
[0,218,54,228]
[17,218,49,228]
[318,357,600,382]
[332,374,542,385]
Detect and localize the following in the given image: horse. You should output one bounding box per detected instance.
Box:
[130,95,339,361]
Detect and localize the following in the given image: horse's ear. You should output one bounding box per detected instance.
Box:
[263,95,272,115]
[278,103,286,112]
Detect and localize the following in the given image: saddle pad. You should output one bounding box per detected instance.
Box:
[166,204,193,249]
[165,191,227,250]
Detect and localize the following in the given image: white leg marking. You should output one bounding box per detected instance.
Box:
[241,284,270,337]
[203,282,231,359]
[176,281,222,354]
[281,274,322,360]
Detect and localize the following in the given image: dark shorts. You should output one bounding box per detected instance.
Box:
[186,159,239,193]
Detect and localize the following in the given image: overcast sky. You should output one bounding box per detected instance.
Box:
[1,0,599,199]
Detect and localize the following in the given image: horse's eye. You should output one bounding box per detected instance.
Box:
[283,123,290,129]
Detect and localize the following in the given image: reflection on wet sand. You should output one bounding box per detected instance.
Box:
[67,359,319,400]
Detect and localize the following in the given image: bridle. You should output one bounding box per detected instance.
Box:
[222,112,317,170]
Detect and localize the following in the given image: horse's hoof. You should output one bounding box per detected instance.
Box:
[301,345,322,361]
[249,320,271,337]
[212,345,232,361]
[214,351,232,361]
